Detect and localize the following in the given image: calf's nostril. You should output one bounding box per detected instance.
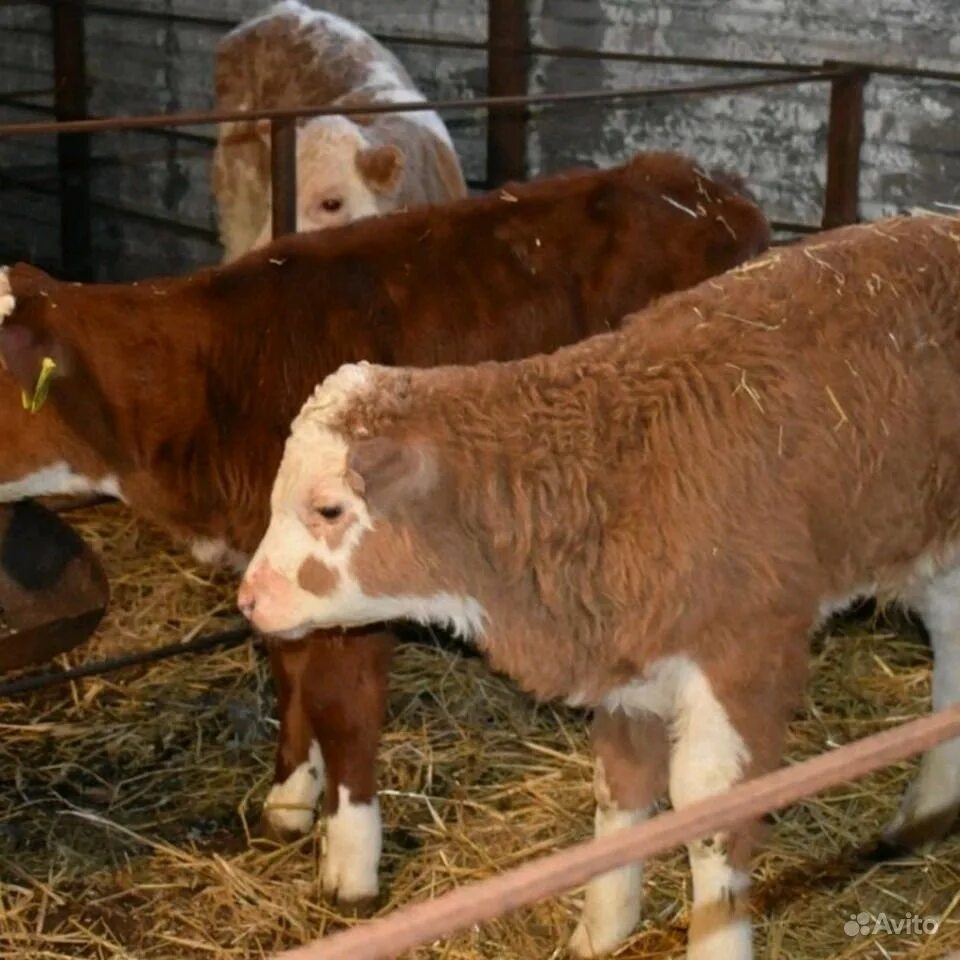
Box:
[237,586,257,619]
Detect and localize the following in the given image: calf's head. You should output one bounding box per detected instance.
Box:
[248,115,405,248]
[238,364,486,641]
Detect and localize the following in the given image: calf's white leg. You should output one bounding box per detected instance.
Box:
[668,665,754,960]
[568,708,669,958]
[884,566,960,848]
[262,739,325,838]
[322,785,382,905]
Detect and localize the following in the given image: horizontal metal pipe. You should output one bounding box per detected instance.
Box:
[0,69,848,138]
[0,626,252,699]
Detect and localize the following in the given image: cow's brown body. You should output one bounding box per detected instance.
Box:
[243,214,960,957]
[0,152,770,904]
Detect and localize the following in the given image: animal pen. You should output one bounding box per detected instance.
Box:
[1,2,960,958]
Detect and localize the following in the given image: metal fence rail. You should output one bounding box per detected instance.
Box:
[4,1,959,278]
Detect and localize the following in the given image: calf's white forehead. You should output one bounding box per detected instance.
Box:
[273,362,376,506]
[293,361,373,429]
[274,423,350,504]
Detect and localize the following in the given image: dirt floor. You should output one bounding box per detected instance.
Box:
[0,502,958,959]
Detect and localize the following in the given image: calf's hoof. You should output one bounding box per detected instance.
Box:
[257,813,314,846]
[567,920,627,959]
[320,858,380,914]
[322,886,381,918]
[880,779,959,854]
[880,805,958,854]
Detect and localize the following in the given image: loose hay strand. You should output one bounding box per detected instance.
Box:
[0,504,958,958]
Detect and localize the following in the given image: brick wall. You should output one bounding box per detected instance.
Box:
[0,0,957,280]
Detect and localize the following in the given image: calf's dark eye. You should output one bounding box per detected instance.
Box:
[322,198,343,212]
[316,505,343,521]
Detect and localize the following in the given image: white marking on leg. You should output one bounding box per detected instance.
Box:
[603,657,749,805]
[262,739,324,837]
[322,784,382,903]
[0,462,124,503]
[687,844,752,960]
[668,663,750,809]
[569,803,649,958]
[886,566,960,844]
[637,661,752,960]
[0,266,14,321]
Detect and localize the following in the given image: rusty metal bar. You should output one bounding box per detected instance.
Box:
[822,62,867,229]
[486,0,529,186]
[271,703,960,960]
[0,625,252,699]
[269,117,297,239]
[0,69,850,139]
[51,0,92,280]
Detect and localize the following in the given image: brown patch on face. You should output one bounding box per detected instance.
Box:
[297,555,340,598]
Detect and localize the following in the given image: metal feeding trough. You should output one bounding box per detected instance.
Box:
[0,500,109,675]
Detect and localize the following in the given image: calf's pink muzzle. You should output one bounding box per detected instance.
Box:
[237,559,296,634]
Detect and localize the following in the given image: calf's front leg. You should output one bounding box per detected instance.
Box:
[308,629,394,909]
[263,638,327,840]
[568,707,669,958]
[265,630,395,909]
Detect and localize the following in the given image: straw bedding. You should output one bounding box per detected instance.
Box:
[0,502,958,958]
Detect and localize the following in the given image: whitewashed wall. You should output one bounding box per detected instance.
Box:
[0,0,957,280]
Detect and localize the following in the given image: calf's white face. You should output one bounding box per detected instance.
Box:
[251,117,405,249]
[238,364,487,641]
[238,420,376,638]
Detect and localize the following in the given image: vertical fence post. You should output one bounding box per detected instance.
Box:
[270,117,297,240]
[486,0,529,187]
[822,62,866,229]
[52,0,92,281]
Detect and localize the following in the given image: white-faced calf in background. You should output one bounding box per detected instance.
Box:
[213,0,466,261]
[240,213,960,960]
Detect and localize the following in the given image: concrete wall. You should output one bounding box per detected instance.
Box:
[0,0,957,281]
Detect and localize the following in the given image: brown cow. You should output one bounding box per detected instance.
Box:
[240,214,960,958]
[213,0,466,262]
[0,499,109,674]
[0,152,770,908]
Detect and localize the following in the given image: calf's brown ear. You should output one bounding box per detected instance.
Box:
[219,118,272,147]
[11,262,57,296]
[347,436,435,515]
[0,324,63,390]
[356,144,405,195]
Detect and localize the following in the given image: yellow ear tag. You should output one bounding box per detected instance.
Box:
[21,356,57,414]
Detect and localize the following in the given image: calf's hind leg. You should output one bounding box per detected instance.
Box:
[883,566,960,849]
[568,708,669,959]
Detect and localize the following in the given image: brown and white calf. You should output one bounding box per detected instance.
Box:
[213,0,466,262]
[0,152,769,908]
[240,214,960,958]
